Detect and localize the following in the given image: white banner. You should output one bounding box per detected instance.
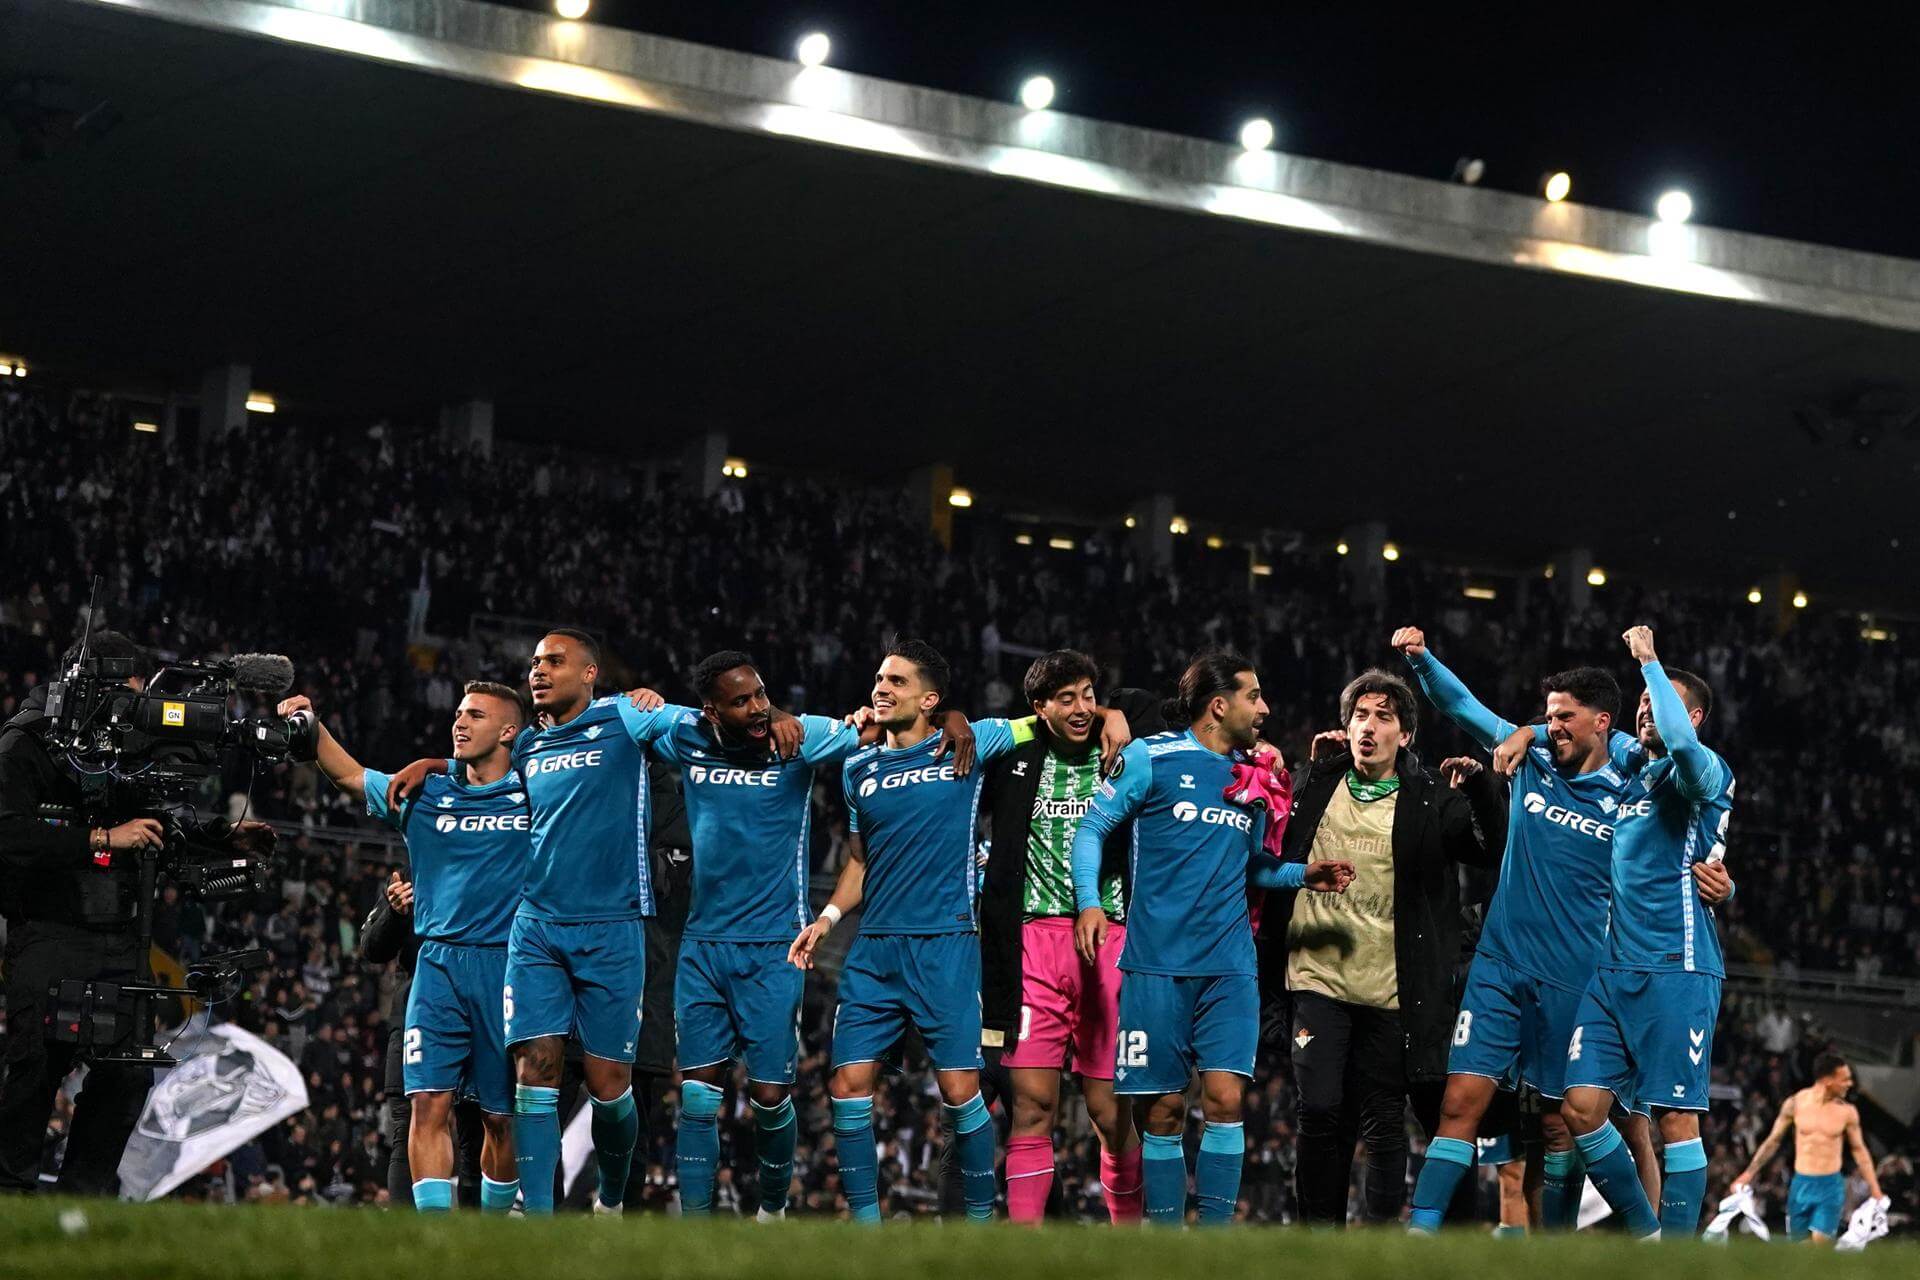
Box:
[117,1022,310,1201]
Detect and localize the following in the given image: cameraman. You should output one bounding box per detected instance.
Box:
[0,630,268,1195]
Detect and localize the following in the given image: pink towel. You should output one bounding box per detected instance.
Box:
[1227,754,1293,930]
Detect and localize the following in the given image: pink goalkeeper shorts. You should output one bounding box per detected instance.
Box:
[1001,917,1126,1078]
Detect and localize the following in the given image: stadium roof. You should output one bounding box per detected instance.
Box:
[5,0,1920,602]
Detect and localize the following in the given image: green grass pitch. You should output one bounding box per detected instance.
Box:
[0,1200,1912,1280]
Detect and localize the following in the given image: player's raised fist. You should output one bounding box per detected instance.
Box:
[1623,625,1657,664]
[1390,626,1426,657]
[1309,729,1349,761]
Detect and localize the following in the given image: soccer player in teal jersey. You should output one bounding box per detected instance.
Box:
[278,683,529,1215]
[389,628,803,1215]
[1395,624,1629,1231]
[1070,650,1353,1225]
[788,639,1028,1224]
[1554,626,1737,1239]
[644,650,863,1221]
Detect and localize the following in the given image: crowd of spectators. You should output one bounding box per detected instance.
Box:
[2,381,1916,1224]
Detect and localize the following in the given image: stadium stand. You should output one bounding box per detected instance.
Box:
[2,380,1915,1226]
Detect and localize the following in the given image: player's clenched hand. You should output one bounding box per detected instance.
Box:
[1693,859,1734,905]
[1490,726,1532,778]
[386,870,414,915]
[1623,625,1657,664]
[386,757,443,810]
[625,687,664,712]
[276,695,313,719]
[1074,907,1108,965]
[934,711,976,777]
[1303,860,1355,894]
[1438,756,1483,789]
[1309,729,1348,762]
[1390,626,1426,658]
[768,708,804,760]
[788,918,831,970]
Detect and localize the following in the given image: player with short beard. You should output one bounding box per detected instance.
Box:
[1072,650,1354,1225]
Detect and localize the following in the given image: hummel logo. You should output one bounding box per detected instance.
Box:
[1673,1084,1687,1098]
[584,725,603,740]
[1179,774,1195,790]
[1116,1067,1128,1082]
[438,796,455,808]
[1689,1028,1705,1046]
[1689,1048,1704,1065]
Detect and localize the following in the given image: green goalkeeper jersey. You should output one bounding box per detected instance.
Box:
[1023,750,1125,919]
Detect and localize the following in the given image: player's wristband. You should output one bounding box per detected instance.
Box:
[820,904,842,929]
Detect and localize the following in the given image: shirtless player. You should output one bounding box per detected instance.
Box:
[1734,1052,1884,1243]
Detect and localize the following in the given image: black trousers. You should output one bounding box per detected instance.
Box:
[1289,990,1444,1226]
[0,922,152,1195]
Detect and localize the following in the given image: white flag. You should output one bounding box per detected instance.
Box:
[117,1023,309,1201]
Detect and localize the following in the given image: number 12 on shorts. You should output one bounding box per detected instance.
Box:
[1117,1029,1148,1068]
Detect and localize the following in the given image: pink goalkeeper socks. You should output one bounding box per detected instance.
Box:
[1102,1143,1144,1224]
[1005,1135,1054,1223]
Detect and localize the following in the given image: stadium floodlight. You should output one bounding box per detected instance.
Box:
[1048,537,1075,551]
[796,32,831,67]
[1463,586,1497,600]
[1239,117,1274,152]
[245,393,276,414]
[1746,587,1762,605]
[1586,567,1607,587]
[1544,171,1571,203]
[133,421,159,433]
[553,0,590,20]
[1250,562,1273,576]
[1205,535,1225,549]
[1381,542,1401,562]
[722,456,749,479]
[1020,76,1056,112]
[1792,590,1809,609]
[0,361,11,377]
[1014,533,1034,546]
[947,487,973,508]
[1168,516,1190,535]
[1335,540,1349,556]
[1123,515,1136,529]
[1656,189,1693,224]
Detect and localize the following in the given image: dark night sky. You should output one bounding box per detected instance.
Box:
[503,2,1920,259]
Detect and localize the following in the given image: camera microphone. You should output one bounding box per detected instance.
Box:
[231,653,295,694]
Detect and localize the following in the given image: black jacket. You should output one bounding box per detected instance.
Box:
[0,687,135,928]
[979,689,1162,1040]
[1264,747,1504,1082]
